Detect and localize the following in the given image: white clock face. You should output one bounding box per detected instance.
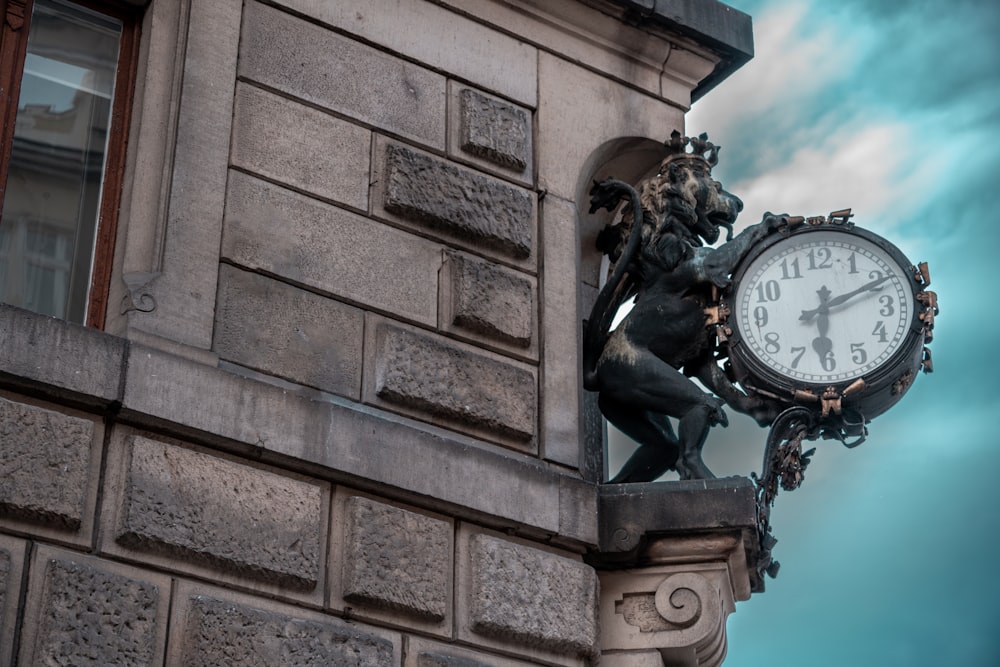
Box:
[734,229,913,384]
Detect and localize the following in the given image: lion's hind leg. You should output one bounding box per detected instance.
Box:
[597,351,725,481]
[601,395,680,483]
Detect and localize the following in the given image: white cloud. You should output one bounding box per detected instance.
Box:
[727,122,934,233]
[687,0,855,139]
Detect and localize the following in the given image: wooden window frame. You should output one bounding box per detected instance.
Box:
[0,0,141,328]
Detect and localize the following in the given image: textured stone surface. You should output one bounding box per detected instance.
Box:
[231,82,370,210]
[342,496,450,621]
[459,88,529,171]
[469,534,597,655]
[0,303,125,403]
[222,170,441,327]
[240,0,445,149]
[0,397,94,529]
[446,252,534,348]
[214,264,364,398]
[0,548,8,626]
[537,51,683,201]
[418,652,492,667]
[272,0,537,106]
[179,595,394,666]
[540,195,583,468]
[0,536,25,667]
[374,323,536,442]
[33,557,160,666]
[382,144,534,259]
[117,436,323,589]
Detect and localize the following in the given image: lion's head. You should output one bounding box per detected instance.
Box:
[631,132,743,247]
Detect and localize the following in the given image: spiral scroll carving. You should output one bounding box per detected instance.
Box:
[653,572,712,629]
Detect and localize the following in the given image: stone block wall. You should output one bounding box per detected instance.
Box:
[0,390,597,666]
[0,0,750,663]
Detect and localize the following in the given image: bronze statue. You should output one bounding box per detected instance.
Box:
[585,132,798,482]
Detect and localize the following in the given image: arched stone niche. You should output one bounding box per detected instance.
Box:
[573,135,674,482]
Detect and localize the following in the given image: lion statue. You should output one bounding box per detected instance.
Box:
[585,132,799,482]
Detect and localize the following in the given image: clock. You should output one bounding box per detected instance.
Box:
[723,216,936,428]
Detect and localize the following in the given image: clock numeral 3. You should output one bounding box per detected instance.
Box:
[879,294,894,316]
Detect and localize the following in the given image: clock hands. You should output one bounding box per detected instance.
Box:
[810,286,834,368]
[799,273,892,321]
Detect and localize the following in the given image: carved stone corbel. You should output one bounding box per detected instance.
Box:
[589,478,760,666]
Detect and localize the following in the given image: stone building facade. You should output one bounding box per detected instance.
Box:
[0,0,755,665]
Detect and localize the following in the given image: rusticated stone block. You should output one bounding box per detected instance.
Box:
[459,88,530,171]
[373,323,536,442]
[0,397,94,529]
[418,652,493,667]
[117,436,323,590]
[469,534,597,655]
[179,595,394,665]
[446,252,534,349]
[382,144,533,259]
[214,264,364,398]
[33,557,160,665]
[342,496,450,621]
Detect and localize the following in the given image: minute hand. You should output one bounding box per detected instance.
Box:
[799,274,891,321]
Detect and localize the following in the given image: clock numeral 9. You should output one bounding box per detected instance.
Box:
[755,280,781,303]
[753,306,768,328]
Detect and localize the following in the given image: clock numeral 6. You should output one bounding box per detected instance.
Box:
[820,350,836,372]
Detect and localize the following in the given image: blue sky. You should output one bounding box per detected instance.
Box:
[680,0,1000,664]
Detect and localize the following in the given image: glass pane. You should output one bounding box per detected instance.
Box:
[0,0,121,323]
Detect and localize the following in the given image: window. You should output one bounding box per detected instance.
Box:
[0,0,138,327]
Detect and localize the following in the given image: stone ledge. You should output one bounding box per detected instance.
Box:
[118,344,594,545]
[590,477,761,594]
[0,304,126,407]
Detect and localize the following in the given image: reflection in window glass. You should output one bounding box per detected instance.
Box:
[0,0,121,323]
